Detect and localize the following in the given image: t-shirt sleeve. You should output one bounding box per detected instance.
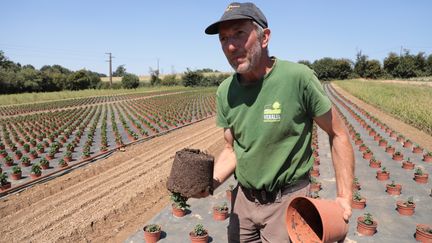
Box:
[303,73,332,118]
[216,90,229,128]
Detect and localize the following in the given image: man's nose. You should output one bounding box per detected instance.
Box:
[225,39,238,53]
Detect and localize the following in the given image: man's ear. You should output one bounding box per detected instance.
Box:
[261,28,271,48]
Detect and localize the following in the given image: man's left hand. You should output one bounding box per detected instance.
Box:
[335,196,352,222]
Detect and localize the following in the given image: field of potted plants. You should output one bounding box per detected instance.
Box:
[0,90,217,194]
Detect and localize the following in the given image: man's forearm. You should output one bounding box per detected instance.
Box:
[213,146,237,189]
[330,133,355,200]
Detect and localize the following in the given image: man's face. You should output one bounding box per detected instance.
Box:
[218,20,262,74]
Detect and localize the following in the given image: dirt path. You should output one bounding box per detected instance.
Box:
[0,117,224,243]
[331,82,432,151]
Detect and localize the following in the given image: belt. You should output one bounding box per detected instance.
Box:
[240,177,310,204]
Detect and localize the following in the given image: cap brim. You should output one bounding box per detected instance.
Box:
[205,15,253,35]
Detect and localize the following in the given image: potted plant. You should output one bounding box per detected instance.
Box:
[21,156,31,167]
[309,177,322,192]
[143,223,161,243]
[403,139,412,148]
[423,152,432,162]
[352,177,361,191]
[226,184,234,201]
[413,167,429,184]
[14,149,23,160]
[359,144,367,152]
[189,224,209,243]
[402,158,415,170]
[352,191,366,209]
[23,143,30,153]
[369,157,381,168]
[64,151,73,162]
[362,149,373,160]
[11,165,22,180]
[29,149,38,160]
[310,167,320,177]
[386,180,402,195]
[40,158,50,170]
[0,149,7,159]
[416,224,432,242]
[0,172,11,191]
[376,167,390,181]
[412,144,423,154]
[4,155,14,167]
[30,164,42,179]
[58,158,68,168]
[378,139,387,147]
[170,192,190,217]
[396,196,415,216]
[385,145,395,154]
[213,202,229,221]
[392,151,404,161]
[357,212,377,236]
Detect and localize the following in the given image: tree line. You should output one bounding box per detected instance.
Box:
[1,49,432,94]
[299,50,432,81]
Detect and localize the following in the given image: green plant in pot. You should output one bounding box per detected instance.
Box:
[189,223,209,243]
[0,172,11,191]
[213,202,229,221]
[357,212,377,236]
[170,192,190,217]
[143,223,161,243]
[30,164,42,178]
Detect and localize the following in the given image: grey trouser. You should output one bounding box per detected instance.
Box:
[228,182,310,243]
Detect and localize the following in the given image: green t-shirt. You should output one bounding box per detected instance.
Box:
[216,58,332,192]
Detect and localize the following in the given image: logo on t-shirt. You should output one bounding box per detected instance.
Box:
[263,101,281,122]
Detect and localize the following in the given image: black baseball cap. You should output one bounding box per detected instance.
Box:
[205,2,268,35]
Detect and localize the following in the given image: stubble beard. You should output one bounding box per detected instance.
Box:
[228,40,262,74]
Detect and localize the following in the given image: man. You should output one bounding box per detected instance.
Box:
[202,2,354,242]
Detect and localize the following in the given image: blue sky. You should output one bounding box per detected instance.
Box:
[1,1,431,76]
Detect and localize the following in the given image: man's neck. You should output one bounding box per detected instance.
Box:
[238,56,274,85]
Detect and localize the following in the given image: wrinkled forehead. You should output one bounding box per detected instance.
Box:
[218,19,254,35]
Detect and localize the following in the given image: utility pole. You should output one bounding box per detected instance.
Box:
[105,53,114,88]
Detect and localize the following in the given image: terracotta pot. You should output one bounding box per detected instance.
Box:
[416,224,432,242]
[143,226,161,243]
[11,172,22,180]
[386,147,395,154]
[213,208,229,221]
[30,172,41,179]
[378,140,388,147]
[189,232,209,243]
[0,182,11,191]
[363,152,373,160]
[386,184,402,195]
[359,145,367,152]
[356,217,377,236]
[376,171,390,181]
[402,161,415,170]
[286,197,348,243]
[369,160,381,168]
[352,183,361,191]
[412,147,423,154]
[41,164,50,170]
[392,154,404,161]
[396,201,415,216]
[355,139,363,145]
[373,135,381,141]
[352,198,366,209]
[310,168,320,177]
[172,205,186,217]
[414,173,429,184]
[403,141,412,148]
[423,154,432,163]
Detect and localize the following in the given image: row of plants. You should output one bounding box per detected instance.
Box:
[324,83,431,241]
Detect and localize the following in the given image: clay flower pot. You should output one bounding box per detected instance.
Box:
[310,167,320,177]
[189,224,209,243]
[30,172,42,179]
[386,146,395,155]
[352,198,366,209]
[392,152,404,161]
[226,190,232,201]
[386,183,402,195]
[359,145,367,152]
[423,153,432,163]
[403,140,412,148]
[143,224,161,243]
[213,207,229,221]
[0,182,12,191]
[309,182,322,192]
[414,173,429,184]
[357,216,377,236]
[396,201,415,216]
[402,160,415,170]
[378,140,388,147]
[369,159,381,168]
[412,146,423,154]
[11,172,22,180]
[286,197,348,243]
[362,151,373,160]
[416,224,432,242]
[172,204,187,217]
[376,170,390,181]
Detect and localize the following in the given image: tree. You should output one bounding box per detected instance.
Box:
[383,52,400,77]
[363,60,382,79]
[121,73,140,89]
[161,74,179,86]
[393,50,416,78]
[354,51,368,78]
[113,65,126,77]
[312,58,353,80]
[182,68,205,86]
[65,69,100,90]
[298,60,312,69]
[426,54,432,76]
[149,68,161,85]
